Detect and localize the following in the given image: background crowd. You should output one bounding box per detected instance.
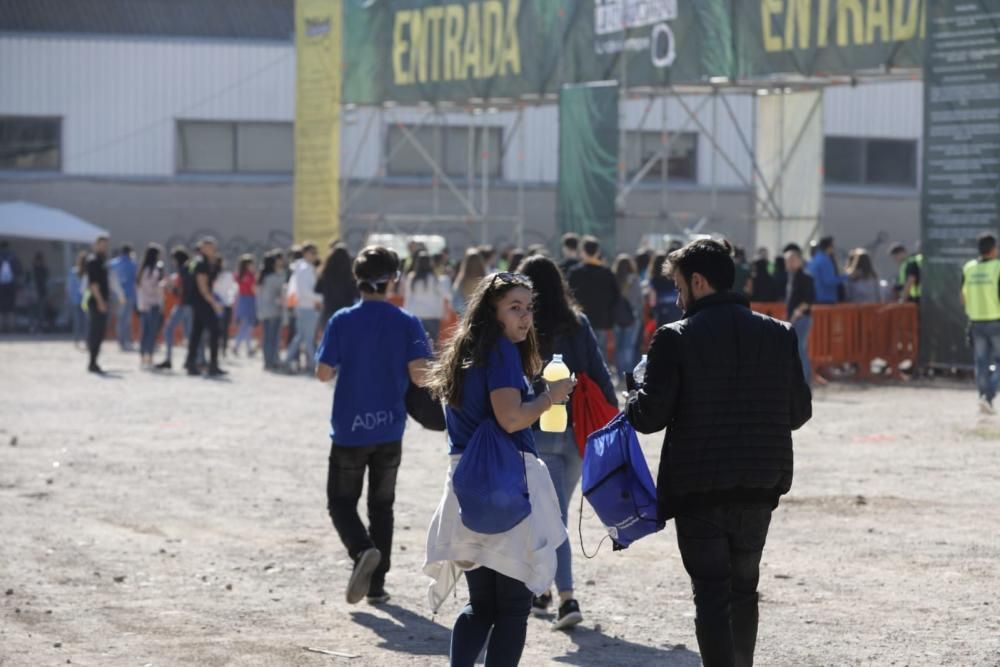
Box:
[0,231,924,383]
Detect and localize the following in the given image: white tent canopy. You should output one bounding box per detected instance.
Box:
[0,201,109,244]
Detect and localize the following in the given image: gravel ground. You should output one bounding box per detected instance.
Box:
[1,339,999,667]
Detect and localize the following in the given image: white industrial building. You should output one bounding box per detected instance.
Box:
[1,0,923,275]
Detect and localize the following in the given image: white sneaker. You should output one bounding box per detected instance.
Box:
[979,398,995,415]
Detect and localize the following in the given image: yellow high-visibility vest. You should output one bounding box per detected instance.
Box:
[962,258,1000,322]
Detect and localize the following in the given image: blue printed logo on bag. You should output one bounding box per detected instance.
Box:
[582,413,663,549]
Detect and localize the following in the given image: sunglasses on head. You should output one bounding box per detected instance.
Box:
[488,271,532,290]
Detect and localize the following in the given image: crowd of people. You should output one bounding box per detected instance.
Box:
[59,235,365,376]
[2,229,929,389]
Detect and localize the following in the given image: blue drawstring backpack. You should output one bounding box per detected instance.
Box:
[581,413,663,549]
[452,418,531,534]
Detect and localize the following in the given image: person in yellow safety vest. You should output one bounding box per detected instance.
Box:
[889,243,921,303]
[961,233,1000,415]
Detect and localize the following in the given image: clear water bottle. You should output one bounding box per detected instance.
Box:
[633,354,648,386]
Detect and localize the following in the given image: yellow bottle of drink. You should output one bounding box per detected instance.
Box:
[540,354,570,432]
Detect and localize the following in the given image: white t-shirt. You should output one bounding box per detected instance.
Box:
[405,273,447,319]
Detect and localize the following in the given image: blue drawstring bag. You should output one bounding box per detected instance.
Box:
[581,413,662,549]
[452,418,531,534]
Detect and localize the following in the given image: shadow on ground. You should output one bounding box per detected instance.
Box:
[553,624,701,666]
[351,603,451,657]
[351,603,700,665]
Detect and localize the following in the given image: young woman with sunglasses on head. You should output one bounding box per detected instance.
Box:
[425,271,576,667]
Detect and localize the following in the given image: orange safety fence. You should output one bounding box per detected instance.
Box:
[752,302,919,379]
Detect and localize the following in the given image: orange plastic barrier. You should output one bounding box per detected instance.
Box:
[750,302,919,379]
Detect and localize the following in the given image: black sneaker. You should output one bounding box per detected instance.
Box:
[207,366,228,377]
[366,587,391,605]
[87,364,104,374]
[552,599,583,631]
[346,548,381,605]
[530,592,552,617]
[155,360,172,370]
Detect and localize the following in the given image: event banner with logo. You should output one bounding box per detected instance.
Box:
[341,0,925,105]
[294,0,343,245]
[919,0,1000,367]
[558,82,619,251]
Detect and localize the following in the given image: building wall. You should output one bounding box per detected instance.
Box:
[0,34,294,176]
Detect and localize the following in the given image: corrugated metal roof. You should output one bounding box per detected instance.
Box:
[0,0,294,40]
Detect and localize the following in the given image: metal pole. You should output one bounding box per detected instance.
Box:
[777,93,785,250]
[660,91,668,234]
[433,106,441,218]
[749,93,758,251]
[710,88,719,219]
[480,110,489,245]
[468,115,475,239]
[517,105,526,249]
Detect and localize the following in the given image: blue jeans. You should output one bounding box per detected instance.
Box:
[450,566,532,667]
[261,317,282,369]
[286,308,319,370]
[971,321,1000,402]
[614,322,640,379]
[117,297,136,349]
[535,427,580,594]
[162,303,193,363]
[139,307,162,357]
[792,315,812,386]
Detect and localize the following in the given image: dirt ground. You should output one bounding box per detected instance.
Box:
[1,339,999,667]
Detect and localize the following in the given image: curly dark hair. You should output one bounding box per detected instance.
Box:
[427,272,542,408]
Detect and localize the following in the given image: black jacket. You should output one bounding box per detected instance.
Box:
[625,291,812,520]
[568,263,619,331]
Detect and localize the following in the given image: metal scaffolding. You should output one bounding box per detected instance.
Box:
[338,69,919,254]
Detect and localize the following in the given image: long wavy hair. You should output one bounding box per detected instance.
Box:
[455,249,487,300]
[319,243,353,288]
[428,272,542,408]
[515,255,581,359]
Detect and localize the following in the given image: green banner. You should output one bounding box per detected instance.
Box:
[919,0,1000,367]
[558,82,619,253]
[342,0,926,105]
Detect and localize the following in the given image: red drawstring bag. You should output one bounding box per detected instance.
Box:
[570,373,619,457]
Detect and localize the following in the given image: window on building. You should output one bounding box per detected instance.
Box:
[0,117,61,170]
[625,131,698,183]
[386,124,503,179]
[177,121,293,174]
[824,136,917,188]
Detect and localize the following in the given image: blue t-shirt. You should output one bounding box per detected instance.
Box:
[445,337,537,456]
[110,256,138,301]
[316,299,431,447]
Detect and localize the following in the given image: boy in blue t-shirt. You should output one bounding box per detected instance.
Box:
[315,246,432,605]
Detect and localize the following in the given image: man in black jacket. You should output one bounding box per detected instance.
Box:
[626,239,812,667]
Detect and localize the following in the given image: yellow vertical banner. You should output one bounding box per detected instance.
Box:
[294,0,342,245]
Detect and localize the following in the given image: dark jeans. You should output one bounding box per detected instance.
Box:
[185,305,220,371]
[87,304,108,367]
[450,567,532,667]
[675,503,773,667]
[326,441,401,592]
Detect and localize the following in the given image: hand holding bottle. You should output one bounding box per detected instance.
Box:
[547,376,576,405]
